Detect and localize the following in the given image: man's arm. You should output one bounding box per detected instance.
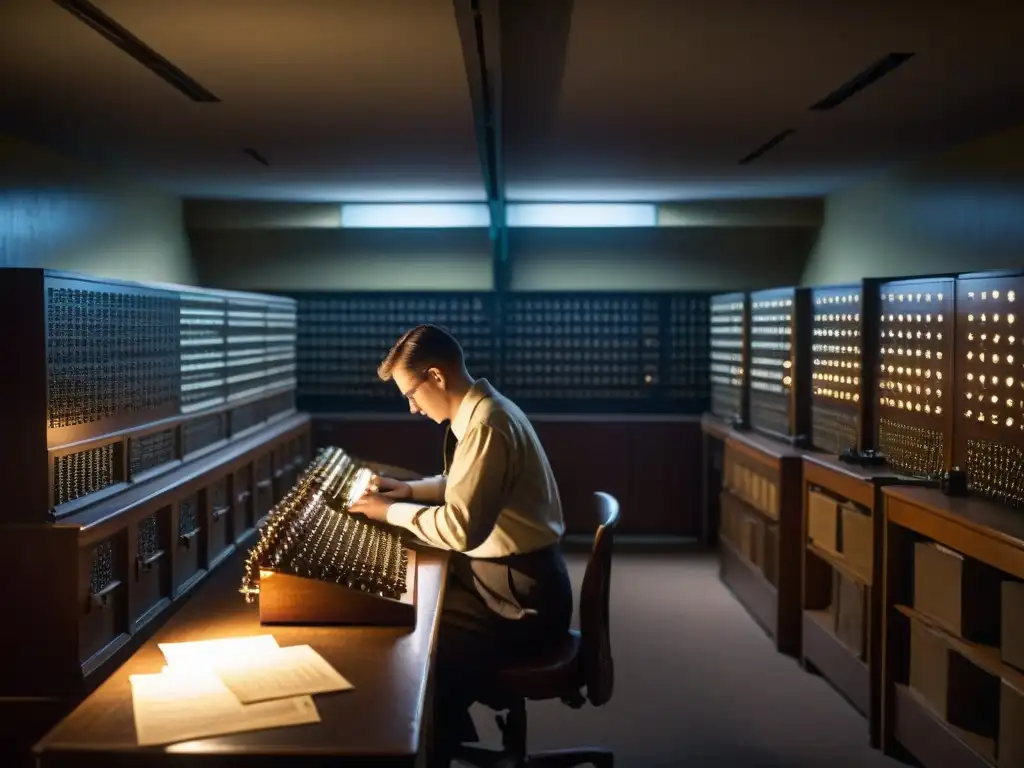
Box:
[385,426,508,552]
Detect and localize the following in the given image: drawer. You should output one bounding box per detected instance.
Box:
[913,541,1001,643]
[840,504,873,584]
[908,617,999,738]
[272,442,291,497]
[130,506,171,630]
[1000,681,1024,768]
[726,458,779,520]
[255,453,274,520]
[206,476,234,566]
[834,570,867,659]
[235,464,254,533]
[173,493,206,595]
[1001,581,1024,672]
[807,488,839,553]
[79,534,128,666]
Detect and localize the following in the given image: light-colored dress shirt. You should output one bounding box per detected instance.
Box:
[385,379,564,558]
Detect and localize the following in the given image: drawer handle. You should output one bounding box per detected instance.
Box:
[179,529,201,549]
[212,505,231,522]
[237,490,252,503]
[256,479,272,490]
[88,579,122,611]
[273,468,285,479]
[136,549,165,574]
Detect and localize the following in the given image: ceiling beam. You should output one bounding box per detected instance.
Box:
[454,0,508,292]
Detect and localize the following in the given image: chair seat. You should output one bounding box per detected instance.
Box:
[495,629,581,700]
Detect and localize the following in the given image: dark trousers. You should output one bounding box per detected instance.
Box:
[431,543,573,765]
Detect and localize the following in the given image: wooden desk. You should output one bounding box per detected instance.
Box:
[33,545,450,767]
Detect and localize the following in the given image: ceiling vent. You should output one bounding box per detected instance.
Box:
[738,129,796,165]
[810,53,915,111]
[53,0,219,103]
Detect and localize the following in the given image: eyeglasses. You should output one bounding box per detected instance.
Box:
[401,371,431,404]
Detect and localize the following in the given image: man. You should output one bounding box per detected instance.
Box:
[348,323,572,765]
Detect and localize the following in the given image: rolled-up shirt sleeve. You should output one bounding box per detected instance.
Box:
[406,475,447,503]
[386,425,508,552]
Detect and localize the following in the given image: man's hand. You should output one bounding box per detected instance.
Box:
[347,490,393,522]
[374,475,412,500]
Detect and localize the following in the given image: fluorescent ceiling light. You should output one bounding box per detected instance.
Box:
[340,203,490,228]
[506,203,657,227]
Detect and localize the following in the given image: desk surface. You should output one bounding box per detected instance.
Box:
[884,484,1024,547]
[34,545,449,767]
[802,450,906,484]
[725,428,805,465]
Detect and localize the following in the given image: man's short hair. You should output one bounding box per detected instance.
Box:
[377,324,466,382]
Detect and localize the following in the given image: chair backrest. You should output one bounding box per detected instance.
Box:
[578,491,619,707]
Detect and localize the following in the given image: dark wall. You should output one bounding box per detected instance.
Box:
[508,226,815,291]
[805,123,1024,285]
[0,132,194,284]
[314,416,702,537]
[192,227,493,291]
[187,199,820,293]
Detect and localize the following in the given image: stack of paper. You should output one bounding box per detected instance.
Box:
[129,635,354,746]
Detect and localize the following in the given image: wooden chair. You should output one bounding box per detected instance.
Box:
[454,491,619,768]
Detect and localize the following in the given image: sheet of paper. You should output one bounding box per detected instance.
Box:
[213,644,355,705]
[129,669,319,746]
[158,634,280,670]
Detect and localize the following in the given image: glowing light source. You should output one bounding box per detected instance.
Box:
[339,203,490,228]
[343,467,374,507]
[506,203,657,228]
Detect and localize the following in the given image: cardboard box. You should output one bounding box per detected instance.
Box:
[1001,581,1024,672]
[730,462,744,498]
[840,504,873,584]
[732,463,776,520]
[999,680,1024,768]
[834,570,867,659]
[908,618,1000,737]
[753,471,765,512]
[742,466,755,507]
[807,488,839,553]
[913,541,1002,643]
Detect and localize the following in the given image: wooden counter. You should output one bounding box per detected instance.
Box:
[33,544,449,767]
[718,428,805,656]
